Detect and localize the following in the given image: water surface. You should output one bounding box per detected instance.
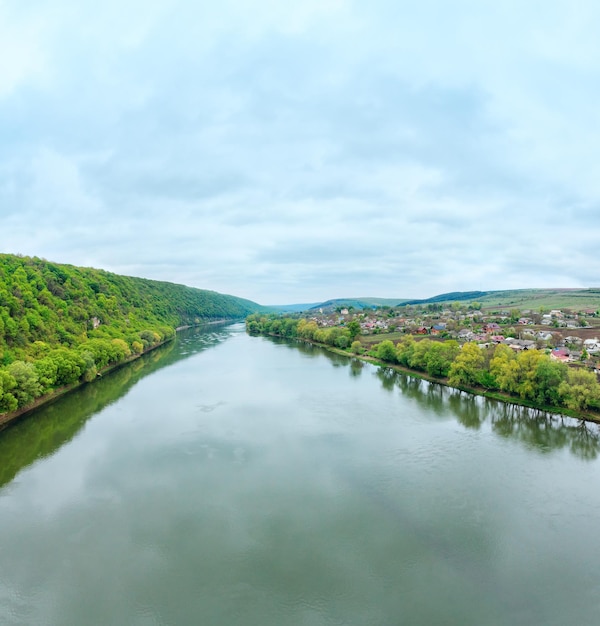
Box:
[1,324,600,625]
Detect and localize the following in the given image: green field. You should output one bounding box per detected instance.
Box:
[475,289,600,312]
[307,289,600,315]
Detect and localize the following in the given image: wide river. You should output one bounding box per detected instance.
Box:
[1,323,600,625]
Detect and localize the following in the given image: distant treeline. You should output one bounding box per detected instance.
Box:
[0,254,261,416]
[246,314,600,416]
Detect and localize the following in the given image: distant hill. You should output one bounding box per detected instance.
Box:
[267,303,322,313]
[291,289,600,314]
[402,288,600,312]
[307,297,409,312]
[472,288,600,312]
[402,291,491,306]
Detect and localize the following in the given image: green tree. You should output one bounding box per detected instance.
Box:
[376,340,397,363]
[490,344,519,393]
[0,369,18,413]
[396,335,415,366]
[8,361,42,407]
[409,339,432,371]
[514,350,543,400]
[335,334,350,349]
[425,341,459,378]
[559,369,600,411]
[448,342,485,387]
[534,358,567,406]
[347,319,361,341]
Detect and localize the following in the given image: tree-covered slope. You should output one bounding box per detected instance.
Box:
[0,254,262,417]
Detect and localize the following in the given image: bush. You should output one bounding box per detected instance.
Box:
[376,340,397,363]
[351,341,363,355]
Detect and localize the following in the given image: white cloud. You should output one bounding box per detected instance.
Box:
[1,0,600,303]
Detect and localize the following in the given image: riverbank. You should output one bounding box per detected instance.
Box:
[277,335,600,425]
[0,338,173,431]
[0,319,237,432]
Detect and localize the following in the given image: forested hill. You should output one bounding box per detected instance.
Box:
[0,254,262,417]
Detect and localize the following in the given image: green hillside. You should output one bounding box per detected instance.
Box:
[309,297,409,312]
[316,289,600,313]
[406,288,600,312]
[0,253,262,418]
[475,289,600,311]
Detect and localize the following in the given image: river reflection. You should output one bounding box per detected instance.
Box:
[290,338,600,462]
[376,360,600,461]
[3,327,600,626]
[0,324,236,488]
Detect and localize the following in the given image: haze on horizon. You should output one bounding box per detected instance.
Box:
[1,1,599,305]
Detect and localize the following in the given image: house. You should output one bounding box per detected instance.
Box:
[506,339,536,350]
[483,323,501,333]
[430,324,446,335]
[550,348,570,363]
[415,326,428,335]
[583,338,600,354]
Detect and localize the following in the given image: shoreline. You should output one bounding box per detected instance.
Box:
[0,319,236,432]
[270,334,600,425]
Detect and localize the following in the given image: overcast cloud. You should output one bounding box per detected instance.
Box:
[1,0,599,304]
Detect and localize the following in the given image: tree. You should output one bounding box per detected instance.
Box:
[8,361,42,407]
[376,340,397,363]
[425,341,459,378]
[559,369,600,411]
[534,357,567,406]
[335,334,350,349]
[409,339,432,371]
[448,342,485,387]
[490,344,517,392]
[351,340,363,355]
[396,335,415,366]
[347,319,361,341]
[0,369,18,413]
[514,349,543,400]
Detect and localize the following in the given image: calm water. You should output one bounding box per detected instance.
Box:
[2,323,600,625]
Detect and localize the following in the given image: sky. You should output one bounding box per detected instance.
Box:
[1,0,599,305]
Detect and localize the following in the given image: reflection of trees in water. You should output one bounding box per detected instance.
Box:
[487,403,591,457]
[379,369,450,417]
[376,367,397,392]
[570,421,600,460]
[293,340,321,358]
[369,359,600,461]
[268,338,600,462]
[0,324,235,489]
[448,392,485,430]
[349,358,364,377]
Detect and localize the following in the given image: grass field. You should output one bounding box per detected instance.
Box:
[475,289,600,312]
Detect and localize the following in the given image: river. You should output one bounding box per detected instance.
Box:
[1,323,600,625]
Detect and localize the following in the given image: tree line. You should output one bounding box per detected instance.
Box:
[0,254,262,415]
[246,314,600,415]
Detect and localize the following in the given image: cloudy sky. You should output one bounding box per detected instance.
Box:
[1,0,599,304]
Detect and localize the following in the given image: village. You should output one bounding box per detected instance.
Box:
[307,303,600,369]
